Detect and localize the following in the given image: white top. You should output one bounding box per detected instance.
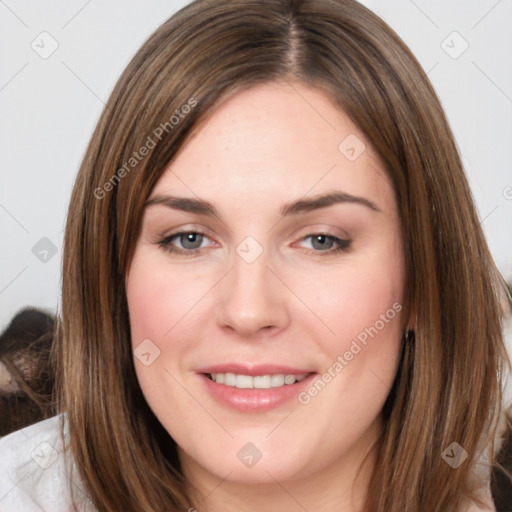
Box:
[0,414,95,511]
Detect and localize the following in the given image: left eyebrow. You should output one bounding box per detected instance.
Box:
[144,190,382,219]
[280,191,382,216]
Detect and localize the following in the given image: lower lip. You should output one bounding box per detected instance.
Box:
[199,373,317,413]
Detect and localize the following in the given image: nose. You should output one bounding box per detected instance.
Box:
[215,247,290,339]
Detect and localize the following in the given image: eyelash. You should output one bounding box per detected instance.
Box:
[156,231,352,258]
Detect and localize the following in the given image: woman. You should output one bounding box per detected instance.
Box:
[0,0,510,510]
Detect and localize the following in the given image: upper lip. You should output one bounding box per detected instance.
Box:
[196,364,316,376]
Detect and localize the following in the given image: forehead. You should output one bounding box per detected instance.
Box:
[152,82,394,214]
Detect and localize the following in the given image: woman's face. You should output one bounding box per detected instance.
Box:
[126,82,406,488]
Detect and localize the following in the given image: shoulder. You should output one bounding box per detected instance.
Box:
[0,414,94,511]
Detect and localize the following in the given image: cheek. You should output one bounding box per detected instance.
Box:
[294,248,405,445]
[125,249,195,423]
[126,248,203,345]
[306,234,405,375]
[320,249,403,329]
[126,267,168,344]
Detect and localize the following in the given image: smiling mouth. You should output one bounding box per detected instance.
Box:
[205,372,313,389]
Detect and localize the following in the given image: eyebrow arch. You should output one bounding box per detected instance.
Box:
[145,195,218,216]
[281,191,381,215]
[144,191,382,218]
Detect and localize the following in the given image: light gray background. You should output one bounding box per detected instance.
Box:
[1,0,511,330]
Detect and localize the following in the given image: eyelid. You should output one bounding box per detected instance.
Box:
[156,226,352,258]
[294,233,351,253]
[158,224,215,240]
[292,224,352,244]
[157,224,350,244]
[158,227,217,249]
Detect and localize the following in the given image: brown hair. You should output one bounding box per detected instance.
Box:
[0,308,55,436]
[56,0,512,510]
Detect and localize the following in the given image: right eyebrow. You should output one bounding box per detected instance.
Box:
[144,195,218,216]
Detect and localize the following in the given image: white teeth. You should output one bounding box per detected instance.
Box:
[209,372,310,389]
[224,373,236,386]
[253,375,271,388]
[235,374,253,388]
[271,374,285,387]
[284,374,296,385]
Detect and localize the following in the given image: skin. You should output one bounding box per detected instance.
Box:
[0,362,13,393]
[126,81,410,512]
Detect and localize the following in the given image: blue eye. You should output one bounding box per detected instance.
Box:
[157,231,351,257]
[173,232,205,250]
[298,234,351,254]
[158,231,211,256]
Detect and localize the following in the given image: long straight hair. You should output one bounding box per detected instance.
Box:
[55,0,511,510]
